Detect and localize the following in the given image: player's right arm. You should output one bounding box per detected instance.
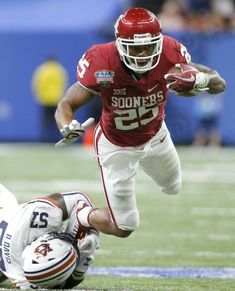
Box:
[55,82,94,130]
[55,47,102,142]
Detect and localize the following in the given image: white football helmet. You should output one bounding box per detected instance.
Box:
[114,7,163,73]
[21,232,79,288]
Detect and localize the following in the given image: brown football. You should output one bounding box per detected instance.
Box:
[167,63,199,75]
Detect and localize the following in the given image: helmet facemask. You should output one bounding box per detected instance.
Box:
[114,8,163,74]
[116,32,163,73]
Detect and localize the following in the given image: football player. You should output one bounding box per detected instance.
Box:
[55,8,226,238]
[0,183,99,289]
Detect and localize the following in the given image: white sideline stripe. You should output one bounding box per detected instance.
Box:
[87,267,235,279]
[97,249,235,258]
[4,172,235,196]
[3,180,104,197]
[142,170,235,184]
[195,220,235,227]
[208,234,235,241]
[191,207,235,216]
[135,232,235,241]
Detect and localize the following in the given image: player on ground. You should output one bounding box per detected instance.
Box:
[55,8,226,238]
[0,184,99,289]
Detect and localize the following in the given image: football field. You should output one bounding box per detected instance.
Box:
[1,144,235,290]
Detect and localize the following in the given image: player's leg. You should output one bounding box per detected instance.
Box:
[140,123,182,195]
[88,207,129,237]
[87,125,140,237]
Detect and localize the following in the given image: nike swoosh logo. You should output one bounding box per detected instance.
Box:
[160,133,167,143]
[177,75,195,82]
[148,84,159,92]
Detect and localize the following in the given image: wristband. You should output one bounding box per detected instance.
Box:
[194,72,209,89]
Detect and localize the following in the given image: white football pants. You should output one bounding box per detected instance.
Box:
[94,122,182,231]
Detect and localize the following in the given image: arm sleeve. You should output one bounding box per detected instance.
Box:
[61,191,89,216]
[77,46,102,94]
[61,191,93,239]
[164,35,191,65]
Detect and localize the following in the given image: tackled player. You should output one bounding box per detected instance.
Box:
[0,184,99,289]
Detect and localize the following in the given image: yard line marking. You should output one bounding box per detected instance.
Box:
[88,267,235,279]
[96,249,235,258]
[138,169,235,184]
[208,234,235,241]
[195,220,235,227]
[191,207,235,216]
[3,180,104,196]
[130,232,235,241]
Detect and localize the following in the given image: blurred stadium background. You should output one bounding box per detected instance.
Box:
[1,0,235,290]
[0,0,234,145]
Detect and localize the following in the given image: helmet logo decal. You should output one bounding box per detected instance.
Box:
[34,243,53,258]
[133,33,152,43]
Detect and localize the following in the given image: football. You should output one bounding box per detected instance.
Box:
[164,63,200,95]
[167,63,199,75]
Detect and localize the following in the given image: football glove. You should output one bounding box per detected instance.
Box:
[164,64,209,94]
[72,229,99,282]
[55,117,94,147]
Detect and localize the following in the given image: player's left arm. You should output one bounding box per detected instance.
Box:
[39,192,87,221]
[190,62,226,94]
[165,38,226,96]
[39,193,68,220]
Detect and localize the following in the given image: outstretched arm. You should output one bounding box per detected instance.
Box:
[55,82,94,129]
[54,82,95,146]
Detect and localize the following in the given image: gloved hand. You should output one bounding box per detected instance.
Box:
[60,120,83,140]
[79,229,100,254]
[55,117,94,147]
[164,63,209,94]
[72,229,99,281]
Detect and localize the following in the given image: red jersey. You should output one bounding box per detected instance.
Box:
[77,35,191,147]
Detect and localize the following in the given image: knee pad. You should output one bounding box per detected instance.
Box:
[161,181,182,195]
[116,209,139,231]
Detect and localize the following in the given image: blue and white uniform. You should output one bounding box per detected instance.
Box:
[0,184,96,289]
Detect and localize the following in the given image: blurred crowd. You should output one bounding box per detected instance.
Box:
[132,0,235,32]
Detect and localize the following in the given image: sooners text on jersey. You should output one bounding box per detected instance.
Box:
[77,36,191,147]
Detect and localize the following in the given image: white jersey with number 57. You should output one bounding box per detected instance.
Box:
[0,184,63,285]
